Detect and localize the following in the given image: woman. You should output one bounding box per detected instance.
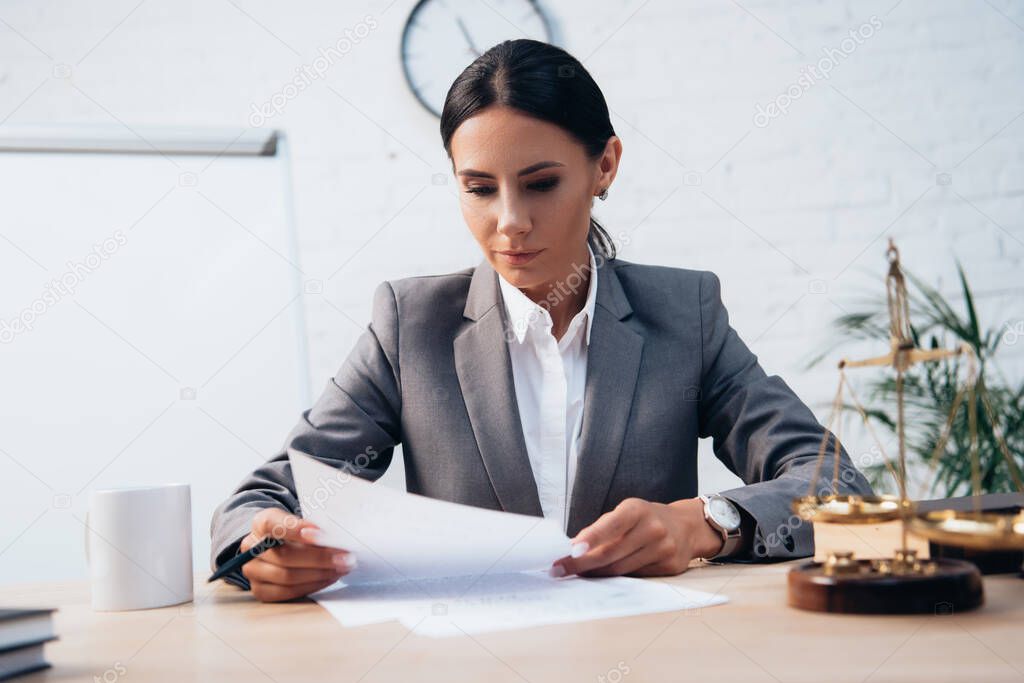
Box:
[210,39,873,602]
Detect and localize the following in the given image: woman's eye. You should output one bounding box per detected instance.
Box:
[464,178,560,196]
[529,178,559,192]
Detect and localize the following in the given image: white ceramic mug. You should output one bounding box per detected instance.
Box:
[86,483,194,611]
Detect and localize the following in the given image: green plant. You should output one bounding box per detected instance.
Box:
[809,263,1024,498]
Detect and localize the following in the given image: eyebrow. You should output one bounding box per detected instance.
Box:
[456,160,565,179]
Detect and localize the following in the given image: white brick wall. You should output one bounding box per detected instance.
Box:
[2,0,1022,511]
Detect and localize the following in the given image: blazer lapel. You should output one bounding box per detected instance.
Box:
[454,257,543,517]
[566,257,644,538]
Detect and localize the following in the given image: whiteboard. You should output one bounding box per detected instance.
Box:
[0,126,309,583]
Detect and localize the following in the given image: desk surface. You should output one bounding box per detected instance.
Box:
[4,525,1023,683]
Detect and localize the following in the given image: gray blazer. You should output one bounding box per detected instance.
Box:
[210,254,873,576]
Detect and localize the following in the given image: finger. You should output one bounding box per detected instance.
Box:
[582,538,670,577]
[554,501,647,576]
[250,508,318,544]
[242,560,345,586]
[558,521,651,577]
[250,577,339,603]
[256,544,354,571]
[570,499,645,555]
[244,524,333,548]
[298,526,331,545]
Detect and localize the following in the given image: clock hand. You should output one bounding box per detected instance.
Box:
[456,16,480,56]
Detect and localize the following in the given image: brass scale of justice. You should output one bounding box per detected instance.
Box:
[787,239,1024,614]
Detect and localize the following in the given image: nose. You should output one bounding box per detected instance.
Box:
[496,192,531,239]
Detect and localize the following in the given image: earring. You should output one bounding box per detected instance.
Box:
[597,187,609,201]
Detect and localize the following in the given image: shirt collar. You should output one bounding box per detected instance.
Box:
[497,244,599,346]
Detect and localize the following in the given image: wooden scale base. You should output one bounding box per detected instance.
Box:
[787,550,984,614]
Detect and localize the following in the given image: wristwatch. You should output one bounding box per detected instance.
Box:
[698,494,743,559]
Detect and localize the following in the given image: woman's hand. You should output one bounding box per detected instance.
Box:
[239,507,357,602]
[549,498,724,578]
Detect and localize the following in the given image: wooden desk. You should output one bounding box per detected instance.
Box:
[4,525,1022,682]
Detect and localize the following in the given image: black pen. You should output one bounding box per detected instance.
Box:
[207,536,286,583]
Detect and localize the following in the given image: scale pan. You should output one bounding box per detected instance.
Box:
[909,510,1024,550]
[791,494,912,523]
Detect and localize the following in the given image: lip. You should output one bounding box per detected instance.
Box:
[497,249,542,265]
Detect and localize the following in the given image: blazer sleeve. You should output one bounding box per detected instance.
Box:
[696,270,874,561]
[208,280,403,585]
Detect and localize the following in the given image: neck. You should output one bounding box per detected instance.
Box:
[518,244,592,340]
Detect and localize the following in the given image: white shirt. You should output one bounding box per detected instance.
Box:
[496,245,599,533]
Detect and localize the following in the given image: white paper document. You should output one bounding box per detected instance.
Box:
[311,569,726,638]
[289,448,572,585]
[289,449,729,637]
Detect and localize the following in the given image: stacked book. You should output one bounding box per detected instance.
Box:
[0,608,56,681]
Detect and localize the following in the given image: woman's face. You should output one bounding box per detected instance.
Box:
[450,106,620,293]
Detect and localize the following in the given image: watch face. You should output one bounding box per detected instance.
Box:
[709,496,742,531]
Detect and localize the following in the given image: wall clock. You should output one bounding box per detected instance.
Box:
[401,0,553,118]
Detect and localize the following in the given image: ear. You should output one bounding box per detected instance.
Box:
[595,135,623,194]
